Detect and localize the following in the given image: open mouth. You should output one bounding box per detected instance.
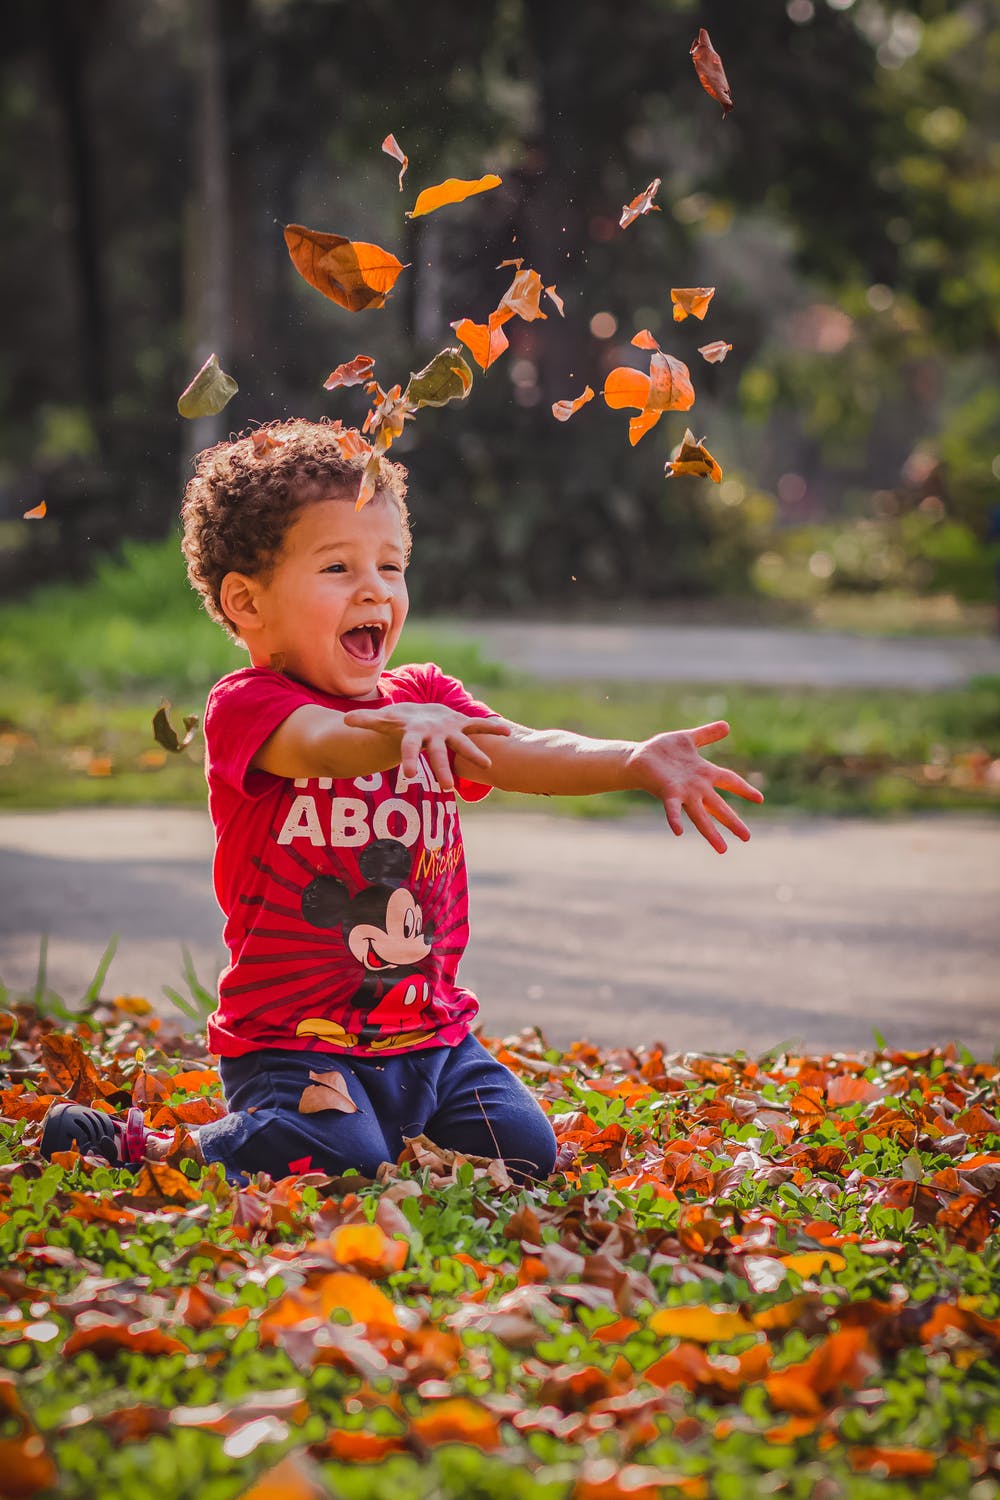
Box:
[340,623,386,663]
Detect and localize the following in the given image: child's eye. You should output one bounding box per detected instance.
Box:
[323,563,346,573]
[380,563,402,573]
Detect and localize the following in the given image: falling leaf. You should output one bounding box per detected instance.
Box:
[283,225,406,312]
[177,353,238,419]
[451,313,510,371]
[403,347,474,408]
[671,287,716,322]
[648,352,696,412]
[544,284,565,317]
[22,501,46,519]
[497,266,548,323]
[552,386,595,422]
[619,178,662,230]
[698,340,732,363]
[381,133,408,190]
[690,28,733,116]
[153,703,200,754]
[631,330,661,351]
[299,1069,359,1115]
[406,174,502,219]
[664,428,723,482]
[250,429,286,457]
[323,355,376,390]
[603,367,654,413]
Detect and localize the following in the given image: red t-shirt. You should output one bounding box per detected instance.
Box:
[202,662,495,1059]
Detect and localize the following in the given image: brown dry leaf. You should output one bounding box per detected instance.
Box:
[177,353,238,418]
[848,1448,937,1477]
[690,28,734,116]
[381,133,408,190]
[671,287,716,322]
[323,355,376,390]
[283,225,406,312]
[39,1033,107,1105]
[698,340,732,364]
[451,313,510,371]
[152,703,199,754]
[648,351,696,412]
[22,501,46,520]
[250,429,283,457]
[620,177,662,229]
[406,173,502,219]
[664,428,723,483]
[129,1161,203,1203]
[497,266,548,323]
[299,1068,359,1115]
[552,386,595,422]
[631,330,661,351]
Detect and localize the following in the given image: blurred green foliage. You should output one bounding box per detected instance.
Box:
[1,0,997,607]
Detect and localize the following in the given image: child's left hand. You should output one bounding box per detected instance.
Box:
[626,719,764,853]
[343,702,511,791]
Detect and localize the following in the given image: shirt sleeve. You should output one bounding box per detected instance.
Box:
[205,669,318,800]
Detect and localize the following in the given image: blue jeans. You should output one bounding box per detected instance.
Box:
[198,1033,558,1186]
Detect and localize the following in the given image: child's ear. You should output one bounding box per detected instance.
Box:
[220,572,262,635]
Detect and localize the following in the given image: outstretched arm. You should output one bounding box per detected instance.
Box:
[452,718,764,852]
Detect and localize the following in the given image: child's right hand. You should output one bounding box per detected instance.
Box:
[626,719,764,853]
[343,702,511,791]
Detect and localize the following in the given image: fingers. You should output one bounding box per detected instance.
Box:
[399,728,423,780]
[690,719,730,747]
[424,741,455,792]
[464,716,512,738]
[703,789,751,842]
[663,796,684,837]
[452,732,492,769]
[710,764,766,803]
[343,709,386,731]
[686,801,728,854]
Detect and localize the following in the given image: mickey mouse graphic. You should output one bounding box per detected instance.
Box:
[294,839,440,1051]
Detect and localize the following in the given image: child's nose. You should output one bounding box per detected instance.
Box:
[355,566,390,600]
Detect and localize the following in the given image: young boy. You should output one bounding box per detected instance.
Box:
[42,418,763,1185]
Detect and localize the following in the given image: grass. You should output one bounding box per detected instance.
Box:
[1,535,998,815]
[1,992,998,1499]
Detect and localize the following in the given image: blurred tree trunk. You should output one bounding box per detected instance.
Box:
[182,0,232,467]
[43,0,109,434]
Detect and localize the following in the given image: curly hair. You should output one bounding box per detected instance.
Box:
[180,417,411,640]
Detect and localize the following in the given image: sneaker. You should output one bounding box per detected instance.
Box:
[40,1102,152,1168]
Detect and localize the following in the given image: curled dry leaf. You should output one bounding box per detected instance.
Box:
[604,352,694,445]
[283,225,406,312]
[177,353,238,419]
[153,703,200,754]
[22,500,46,519]
[451,312,509,371]
[381,133,408,190]
[406,174,502,220]
[497,265,547,323]
[250,429,286,457]
[299,1068,359,1115]
[323,355,376,390]
[619,178,661,230]
[404,347,474,409]
[631,330,661,351]
[671,287,716,322]
[552,386,595,422]
[544,284,565,317]
[665,428,723,483]
[698,340,733,364]
[690,28,733,116]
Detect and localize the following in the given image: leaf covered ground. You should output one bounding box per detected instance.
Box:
[1,1001,998,1500]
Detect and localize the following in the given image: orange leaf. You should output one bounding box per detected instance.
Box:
[322,1222,408,1276]
[544,284,565,316]
[39,1033,107,1105]
[497,266,548,323]
[629,410,662,446]
[0,1431,58,1497]
[552,386,595,422]
[698,340,732,363]
[648,351,695,411]
[129,1161,203,1202]
[299,1068,359,1115]
[671,287,716,322]
[250,428,286,457]
[410,1397,502,1450]
[406,174,502,219]
[826,1074,884,1106]
[690,28,734,116]
[649,1305,755,1342]
[283,225,406,311]
[619,177,662,230]
[381,133,408,191]
[603,367,652,412]
[169,1068,221,1091]
[451,312,509,371]
[22,501,46,520]
[323,355,376,390]
[849,1448,936,1477]
[764,1327,872,1414]
[236,1452,330,1500]
[319,1429,408,1462]
[779,1251,847,1278]
[664,428,723,482]
[631,329,661,351]
[63,1320,188,1360]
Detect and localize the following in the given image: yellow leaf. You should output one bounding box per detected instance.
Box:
[649,1306,755,1342]
[406,174,502,219]
[779,1251,848,1277]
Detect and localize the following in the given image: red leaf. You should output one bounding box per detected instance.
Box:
[690,28,734,116]
[283,225,406,312]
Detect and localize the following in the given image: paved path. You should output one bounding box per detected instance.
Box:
[1,808,996,1058]
[429,619,1000,689]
